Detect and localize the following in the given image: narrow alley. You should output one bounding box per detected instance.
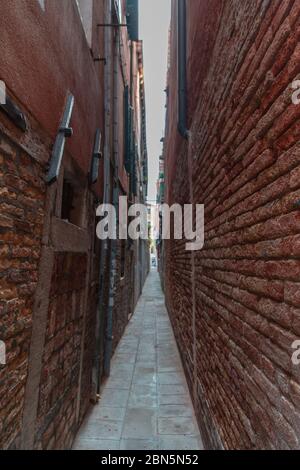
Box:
[73,270,203,451]
[1,0,300,455]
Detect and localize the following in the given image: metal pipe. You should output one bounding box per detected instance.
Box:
[177,0,188,138]
[103,15,121,378]
[94,0,113,395]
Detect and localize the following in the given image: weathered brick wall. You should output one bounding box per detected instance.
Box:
[0,133,46,449]
[79,284,98,425]
[112,240,149,355]
[35,253,87,450]
[112,244,134,354]
[0,0,148,451]
[0,128,102,450]
[165,0,300,450]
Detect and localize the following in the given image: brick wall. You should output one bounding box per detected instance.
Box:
[0,0,148,449]
[164,0,300,450]
[0,134,46,449]
[0,126,146,449]
[112,244,134,353]
[0,127,102,449]
[35,253,88,449]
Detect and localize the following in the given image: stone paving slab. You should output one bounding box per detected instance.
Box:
[73,270,203,451]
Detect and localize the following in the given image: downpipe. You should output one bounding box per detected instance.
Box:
[103,21,120,378]
[177,0,188,139]
[94,0,112,395]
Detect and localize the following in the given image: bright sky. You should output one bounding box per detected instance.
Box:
[139,0,171,202]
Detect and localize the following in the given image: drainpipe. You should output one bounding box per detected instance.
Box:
[178,0,188,138]
[103,18,120,378]
[94,0,112,395]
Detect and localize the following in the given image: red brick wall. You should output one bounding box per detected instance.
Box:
[0,134,46,449]
[0,0,148,450]
[164,0,300,449]
[0,0,106,447]
[35,253,87,449]
[0,128,102,450]
[112,245,133,352]
[0,0,105,195]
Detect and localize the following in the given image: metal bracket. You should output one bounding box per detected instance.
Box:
[93,57,107,65]
[89,129,102,185]
[46,93,74,184]
[0,95,27,132]
[97,23,127,27]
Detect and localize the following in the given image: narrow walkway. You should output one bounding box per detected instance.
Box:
[73,270,203,450]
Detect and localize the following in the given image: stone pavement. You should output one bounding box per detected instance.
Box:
[73,270,203,451]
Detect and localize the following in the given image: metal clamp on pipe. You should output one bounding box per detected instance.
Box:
[46,93,74,184]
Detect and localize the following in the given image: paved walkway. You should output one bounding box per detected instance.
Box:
[73,270,203,451]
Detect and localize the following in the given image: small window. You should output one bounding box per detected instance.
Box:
[76,0,93,48]
[61,179,74,222]
[61,177,86,227]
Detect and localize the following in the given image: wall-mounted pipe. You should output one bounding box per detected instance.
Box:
[103,16,121,378]
[177,0,188,139]
[94,0,113,395]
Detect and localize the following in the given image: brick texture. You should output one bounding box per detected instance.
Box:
[112,245,134,353]
[0,134,46,449]
[0,130,141,449]
[35,253,87,450]
[0,0,148,451]
[164,0,300,450]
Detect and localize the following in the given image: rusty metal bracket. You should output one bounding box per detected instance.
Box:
[94,57,107,64]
